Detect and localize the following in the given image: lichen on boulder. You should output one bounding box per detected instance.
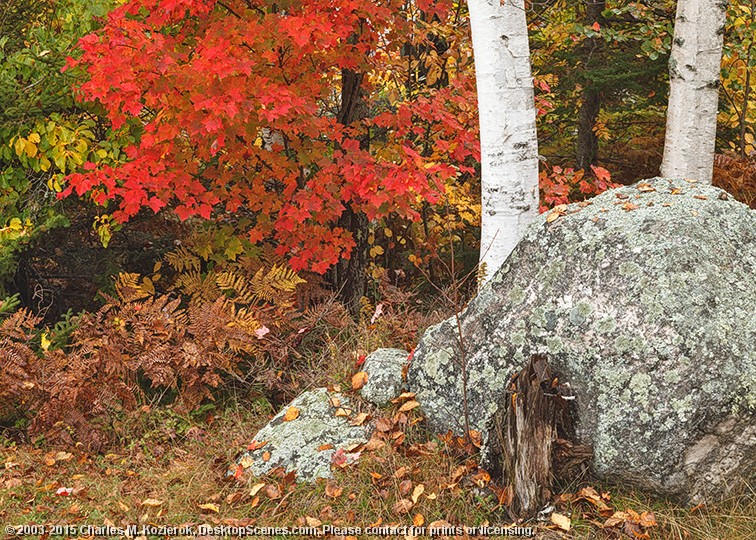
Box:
[407,177,756,502]
[359,348,409,406]
[234,388,371,482]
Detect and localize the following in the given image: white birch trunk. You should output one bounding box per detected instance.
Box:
[468,0,539,283]
[661,0,728,183]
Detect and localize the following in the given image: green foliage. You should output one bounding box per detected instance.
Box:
[719,1,756,157]
[0,0,135,293]
[529,0,673,182]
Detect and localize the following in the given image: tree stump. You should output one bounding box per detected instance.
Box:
[484,354,589,517]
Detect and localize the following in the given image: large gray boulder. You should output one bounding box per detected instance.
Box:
[407,177,756,502]
[234,388,371,481]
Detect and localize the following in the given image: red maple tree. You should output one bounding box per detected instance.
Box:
[63,0,479,273]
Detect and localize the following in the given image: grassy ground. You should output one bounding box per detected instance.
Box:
[1,395,754,540]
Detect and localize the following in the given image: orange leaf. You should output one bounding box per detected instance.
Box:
[639,511,657,527]
[351,371,368,390]
[413,513,425,527]
[398,400,420,412]
[283,407,300,422]
[247,440,268,451]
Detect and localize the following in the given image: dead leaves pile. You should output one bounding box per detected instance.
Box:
[555,486,658,538]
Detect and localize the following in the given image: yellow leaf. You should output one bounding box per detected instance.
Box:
[24,140,38,158]
[283,406,300,422]
[141,498,163,507]
[28,133,41,144]
[13,137,25,157]
[411,483,425,504]
[198,502,219,513]
[40,332,51,352]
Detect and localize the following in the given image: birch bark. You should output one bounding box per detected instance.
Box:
[468,0,539,282]
[661,0,728,183]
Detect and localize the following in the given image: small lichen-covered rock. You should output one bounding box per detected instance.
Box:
[234,388,370,482]
[360,348,409,406]
[407,178,756,502]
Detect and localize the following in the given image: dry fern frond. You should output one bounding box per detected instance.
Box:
[165,245,201,272]
[251,264,306,302]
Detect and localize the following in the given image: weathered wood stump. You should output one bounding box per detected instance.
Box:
[485,354,590,517]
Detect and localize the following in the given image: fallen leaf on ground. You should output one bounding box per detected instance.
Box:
[141,498,163,507]
[399,479,413,496]
[198,503,220,513]
[551,512,571,531]
[247,440,268,451]
[350,412,369,426]
[411,484,425,503]
[398,400,420,412]
[265,484,281,499]
[249,483,266,497]
[325,482,343,498]
[393,498,413,514]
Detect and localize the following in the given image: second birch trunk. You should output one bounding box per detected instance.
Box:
[661,0,728,183]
